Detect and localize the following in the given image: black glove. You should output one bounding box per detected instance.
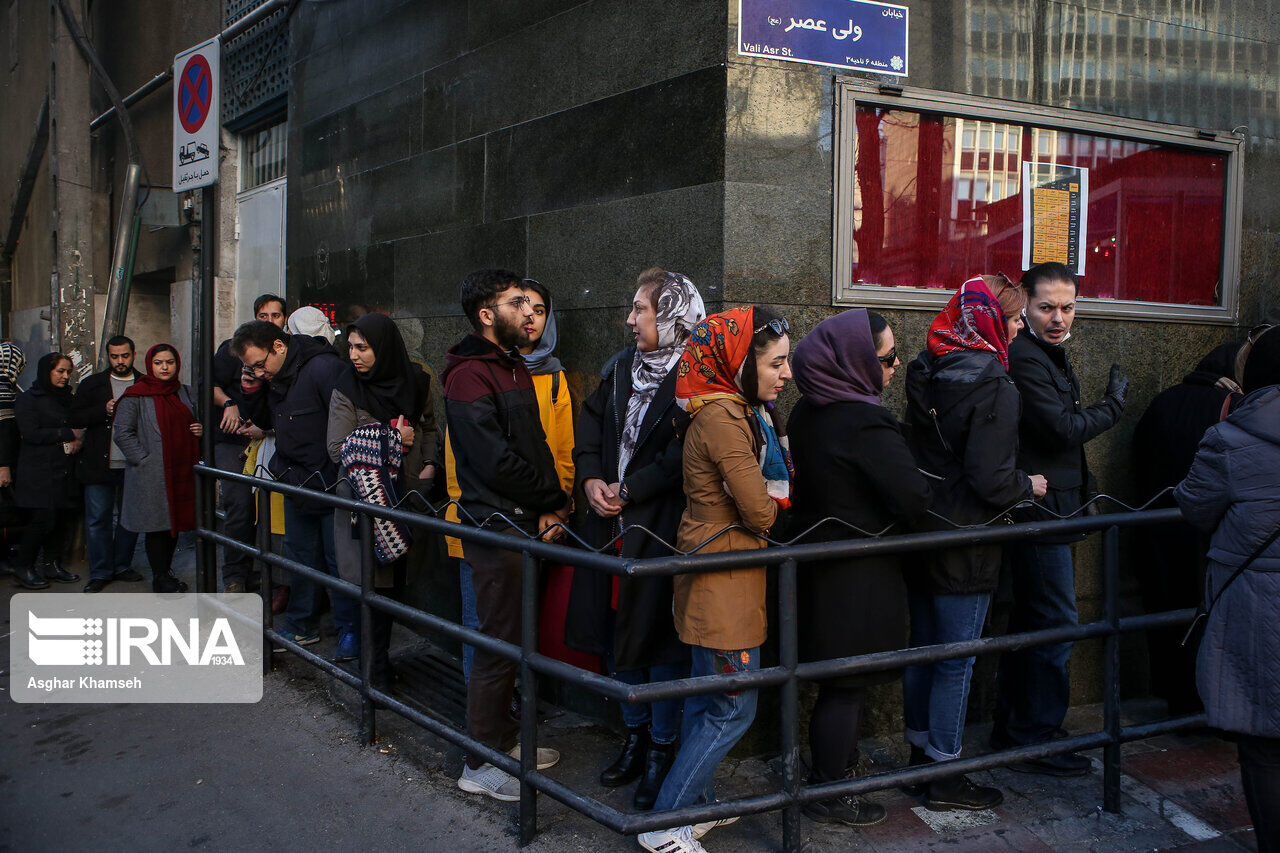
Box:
[1105,363,1129,411]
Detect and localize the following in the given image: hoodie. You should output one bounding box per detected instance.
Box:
[239,333,346,510]
[442,333,567,532]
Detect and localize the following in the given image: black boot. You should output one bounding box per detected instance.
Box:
[901,745,931,796]
[152,571,188,593]
[43,558,79,584]
[924,771,1004,811]
[12,564,49,589]
[600,727,648,788]
[633,741,676,810]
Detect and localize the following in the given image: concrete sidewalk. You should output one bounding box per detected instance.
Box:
[0,544,1259,853]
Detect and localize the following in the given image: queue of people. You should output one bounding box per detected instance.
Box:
[6,263,1275,853]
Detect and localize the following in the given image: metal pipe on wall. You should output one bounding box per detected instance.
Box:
[97,162,141,370]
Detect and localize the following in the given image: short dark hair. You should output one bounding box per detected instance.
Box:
[459,268,522,332]
[231,320,288,357]
[253,293,287,316]
[1022,263,1078,298]
[148,344,179,361]
[521,277,552,313]
[867,311,888,348]
[105,334,134,352]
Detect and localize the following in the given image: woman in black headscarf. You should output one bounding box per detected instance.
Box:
[327,313,440,683]
[11,353,82,588]
[788,310,932,827]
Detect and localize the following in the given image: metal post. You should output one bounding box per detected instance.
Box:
[98,162,141,370]
[358,510,376,746]
[196,184,218,594]
[1102,525,1122,813]
[518,547,538,846]
[779,558,802,852]
[257,482,273,674]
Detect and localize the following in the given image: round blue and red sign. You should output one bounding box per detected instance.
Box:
[178,53,214,134]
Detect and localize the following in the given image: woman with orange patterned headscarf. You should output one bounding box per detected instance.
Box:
[639,305,793,853]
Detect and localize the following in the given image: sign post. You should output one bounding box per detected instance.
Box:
[173,37,220,593]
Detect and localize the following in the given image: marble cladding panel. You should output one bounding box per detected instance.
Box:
[483,67,727,222]
[389,218,528,318]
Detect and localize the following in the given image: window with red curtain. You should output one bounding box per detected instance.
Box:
[847,106,1227,306]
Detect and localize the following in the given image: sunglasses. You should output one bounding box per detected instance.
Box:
[753,317,791,337]
[877,347,898,366]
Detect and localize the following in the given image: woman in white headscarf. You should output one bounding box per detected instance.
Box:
[566,267,706,811]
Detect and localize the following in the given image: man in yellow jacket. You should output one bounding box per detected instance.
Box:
[444,277,574,682]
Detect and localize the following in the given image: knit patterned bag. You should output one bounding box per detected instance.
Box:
[339,423,412,564]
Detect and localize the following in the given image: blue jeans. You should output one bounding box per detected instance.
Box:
[84,470,139,581]
[903,590,991,761]
[997,542,1076,745]
[610,658,689,745]
[280,498,359,638]
[460,560,478,683]
[653,645,759,812]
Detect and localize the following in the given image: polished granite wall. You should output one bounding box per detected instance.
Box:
[723,0,1280,726]
[286,0,1279,731]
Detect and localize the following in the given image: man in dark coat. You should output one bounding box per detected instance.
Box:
[444,268,570,802]
[993,262,1129,775]
[72,335,144,592]
[1132,342,1241,714]
[212,293,286,593]
[233,320,356,651]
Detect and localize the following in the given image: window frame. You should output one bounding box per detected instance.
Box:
[832,79,1245,324]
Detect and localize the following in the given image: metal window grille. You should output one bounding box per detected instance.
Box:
[240,123,286,192]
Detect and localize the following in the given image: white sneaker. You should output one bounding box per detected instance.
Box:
[637,825,707,853]
[457,762,521,802]
[509,744,560,770]
[691,816,739,840]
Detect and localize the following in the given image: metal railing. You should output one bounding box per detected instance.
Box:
[193,464,1203,850]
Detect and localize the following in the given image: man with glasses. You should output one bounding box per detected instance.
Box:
[231,319,359,657]
[443,268,571,802]
[211,294,287,594]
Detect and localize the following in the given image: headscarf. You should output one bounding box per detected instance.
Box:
[676,306,792,507]
[285,306,336,344]
[792,309,883,407]
[32,353,74,407]
[1242,325,1280,394]
[521,290,563,376]
[927,276,1013,370]
[618,272,705,479]
[0,342,27,422]
[123,345,199,534]
[336,313,428,423]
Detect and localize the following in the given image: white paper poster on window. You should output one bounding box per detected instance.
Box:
[1021,162,1088,276]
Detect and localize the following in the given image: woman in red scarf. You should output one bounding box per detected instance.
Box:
[113,344,203,593]
[900,276,1047,811]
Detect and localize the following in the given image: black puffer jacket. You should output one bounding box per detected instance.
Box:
[442,333,567,533]
[238,333,346,513]
[904,349,1033,594]
[1007,333,1120,533]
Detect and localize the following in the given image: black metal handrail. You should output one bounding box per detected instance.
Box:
[193,463,1203,850]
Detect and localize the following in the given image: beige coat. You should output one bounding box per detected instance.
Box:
[673,398,778,651]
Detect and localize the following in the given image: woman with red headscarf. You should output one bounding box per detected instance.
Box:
[113,344,202,593]
[898,275,1047,812]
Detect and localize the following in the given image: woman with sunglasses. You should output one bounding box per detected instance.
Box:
[788,309,932,827]
[900,276,1046,811]
[639,306,793,853]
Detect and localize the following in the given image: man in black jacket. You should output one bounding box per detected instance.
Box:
[233,320,358,655]
[994,262,1129,775]
[72,335,143,593]
[444,268,570,801]
[213,294,287,593]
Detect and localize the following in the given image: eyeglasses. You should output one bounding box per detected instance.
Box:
[485,295,532,312]
[877,348,898,366]
[246,356,270,374]
[753,317,791,336]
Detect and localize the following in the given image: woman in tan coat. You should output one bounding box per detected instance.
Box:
[640,305,793,853]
